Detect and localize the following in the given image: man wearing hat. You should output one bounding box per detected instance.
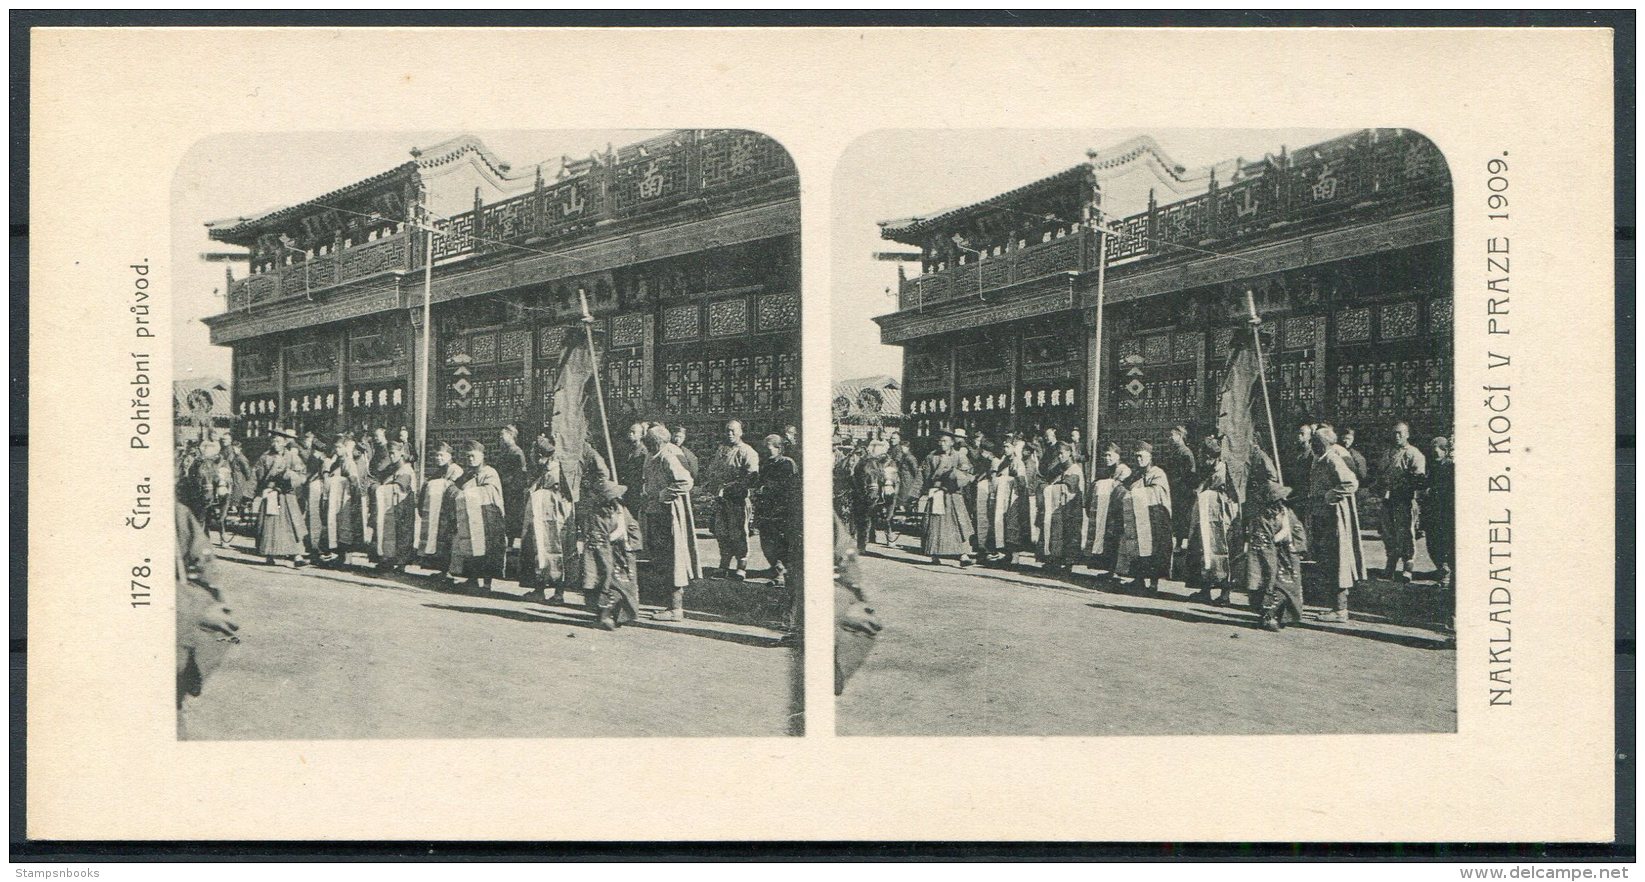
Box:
[579,479,644,631]
[641,424,702,621]
[496,424,531,544]
[1160,425,1199,552]
[316,433,372,568]
[1186,435,1243,603]
[1085,441,1132,579]
[451,440,507,592]
[520,436,578,603]
[1245,479,1308,631]
[417,441,465,585]
[973,433,1036,566]
[369,440,418,573]
[918,428,976,567]
[1116,440,1174,592]
[1037,441,1086,573]
[251,427,309,567]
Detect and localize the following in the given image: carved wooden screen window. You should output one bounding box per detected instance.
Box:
[1330,297,1452,433]
[1113,330,1200,423]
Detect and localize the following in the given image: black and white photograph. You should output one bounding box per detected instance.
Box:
[172,129,804,738]
[832,128,1457,736]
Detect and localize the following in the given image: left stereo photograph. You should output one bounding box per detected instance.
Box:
[172,129,805,739]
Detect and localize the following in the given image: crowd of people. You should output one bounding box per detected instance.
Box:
[834,419,1454,632]
[174,416,802,633]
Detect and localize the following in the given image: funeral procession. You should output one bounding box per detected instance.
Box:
[173,130,804,738]
[831,129,1456,735]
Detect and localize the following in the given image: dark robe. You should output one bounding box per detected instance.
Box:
[1161,441,1199,541]
[495,440,530,541]
[892,446,922,507]
[848,453,896,549]
[1247,504,1308,626]
[1424,457,1455,572]
[580,502,643,624]
[755,453,800,571]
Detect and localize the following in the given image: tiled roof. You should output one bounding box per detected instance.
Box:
[205,162,419,245]
[832,375,902,419]
[878,164,1093,243]
[173,377,233,420]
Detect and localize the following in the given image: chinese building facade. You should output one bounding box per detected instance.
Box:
[873,129,1453,463]
[203,130,800,465]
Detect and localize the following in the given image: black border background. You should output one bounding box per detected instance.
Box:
[8,8,1635,862]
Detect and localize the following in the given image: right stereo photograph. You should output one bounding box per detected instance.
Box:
[831,128,1456,737]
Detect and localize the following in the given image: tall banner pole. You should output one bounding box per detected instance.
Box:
[579,288,618,472]
[1245,288,1285,486]
[1085,200,1108,454]
[416,205,434,484]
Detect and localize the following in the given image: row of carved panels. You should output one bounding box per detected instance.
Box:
[230,235,411,309]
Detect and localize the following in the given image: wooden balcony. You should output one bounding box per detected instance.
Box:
[898,230,1094,310]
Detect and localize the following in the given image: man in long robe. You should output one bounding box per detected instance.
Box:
[417,441,464,585]
[451,440,506,591]
[1117,440,1173,592]
[704,419,760,580]
[1372,421,1427,583]
[754,434,800,588]
[1424,436,1455,589]
[1187,436,1243,603]
[252,428,308,566]
[1037,441,1085,573]
[1085,442,1132,578]
[1160,426,1199,554]
[370,440,417,572]
[521,437,577,603]
[1306,427,1367,622]
[971,440,1029,565]
[641,424,702,621]
[302,436,335,559]
[317,435,372,568]
[495,425,531,547]
[918,430,975,567]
